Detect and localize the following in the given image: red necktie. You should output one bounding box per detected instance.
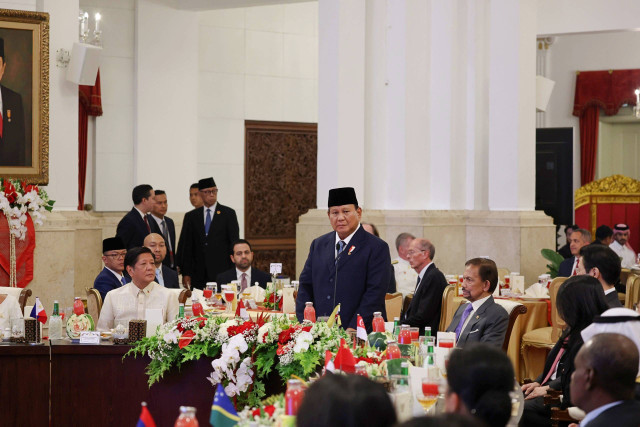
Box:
[143,215,151,232]
[241,273,247,292]
[572,258,579,276]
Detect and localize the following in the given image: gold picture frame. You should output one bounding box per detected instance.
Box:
[0,9,49,184]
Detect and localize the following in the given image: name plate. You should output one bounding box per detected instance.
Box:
[245,299,258,309]
[79,331,101,345]
[270,263,282,275]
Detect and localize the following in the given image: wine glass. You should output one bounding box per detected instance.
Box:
[214,291,223,307]
[417,375,440,414]
[203,283,214,302]
[224,287,235,313]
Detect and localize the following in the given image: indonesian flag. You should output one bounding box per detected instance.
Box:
[235,299,249,320]
[29,297,47,324]
[356,314,367,340]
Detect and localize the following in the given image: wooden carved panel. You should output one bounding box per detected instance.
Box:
[245,121,317,278]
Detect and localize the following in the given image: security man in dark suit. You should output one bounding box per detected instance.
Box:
[446,257,508,348]
[144,233,179,288]
[296,187,390,332]
[0,38,26,167]
[216,239,271,292]
[150,189,177,270]
[93,237,129,301]
[180,177,239,290]
[401,238,448,335]
[116,184,160,249]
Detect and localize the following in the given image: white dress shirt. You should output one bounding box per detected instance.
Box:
[609,241,636,268]
[105,266,126,284]
[236,267,252,287]
[414,262,433,294]
[97,281,179,331]
[203,202,218,224]
[0,295,23,332]
[334,224,360,258]
[133,206,147,221]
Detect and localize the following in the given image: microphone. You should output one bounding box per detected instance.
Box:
[333,242,341,311]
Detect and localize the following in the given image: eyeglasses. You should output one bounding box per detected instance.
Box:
[200,189,218,195]
[406,250,425,256]
[105,252,126,259]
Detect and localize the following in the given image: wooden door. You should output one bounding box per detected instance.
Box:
[244,121,317,279]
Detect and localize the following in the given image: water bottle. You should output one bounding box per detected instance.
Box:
[49,300,63,340]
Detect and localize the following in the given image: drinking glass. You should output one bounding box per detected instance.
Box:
[203,283,214,301]
[10,317,25,340]
[417,375,440,414]
[214,292,223,307]
[354,365,368,377]
[224,288,235,313]
[410,327,420,345]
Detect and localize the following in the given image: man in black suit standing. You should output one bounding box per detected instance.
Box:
[216,239,271,292]
[0,38,26,167]
[116,184,159,249]
[295,187,390,332]
[93,237,129,301]
[570,333,640,427]
[577,245,623,308]
[180,177,239,290]
[176,183,203,273]
[144,233,179,288]
[558,228,591,277]
[401,238,448,334]
[446,257,508,348]
[150,189,176,270]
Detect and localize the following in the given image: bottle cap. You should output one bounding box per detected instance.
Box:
[373,311,381,316]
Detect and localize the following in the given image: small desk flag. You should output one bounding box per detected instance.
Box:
[356,314,367,340]
[136,402,156,427]
[210,383,240,427]
[29,297,47,324]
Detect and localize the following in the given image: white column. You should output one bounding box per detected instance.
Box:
[317,0,366,208]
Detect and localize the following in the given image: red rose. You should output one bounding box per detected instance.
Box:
[264,405,276,417]
[4,181,17,204]
[178,330,196,349]
[252,408,261,417]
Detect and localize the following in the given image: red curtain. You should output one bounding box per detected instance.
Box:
[579,106,599,185]
[78,71,103,211]
[573,69,640,185]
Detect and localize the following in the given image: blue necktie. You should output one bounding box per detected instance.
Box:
[454,304,474,340]
[205,208,212,235]
[120,277,126,286]
[335,240,346,264]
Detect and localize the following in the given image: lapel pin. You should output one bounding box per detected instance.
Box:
[7,110,11,122]
[216,210,221,214]
[476,315,480,319]
[348,245,355,255]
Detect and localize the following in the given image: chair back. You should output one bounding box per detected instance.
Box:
[85,288,102,323]
[620,268,631,290]
[493,299,527,352]
[402,294,413,319]
[439,285,465,331]
[0,287,32,315]
[625,274,640,309]
[178,289,192,305]
[497,268,510,284]
[385,292,402,321]
[549,277,567,342]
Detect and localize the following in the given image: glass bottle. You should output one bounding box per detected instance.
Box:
[303,302,316,323]
[386,340,402,360]
[393,317,400,337]
[49,300,62,340]
[174,406,199,427]
[178,303,185,319]
[424,326,431,337]
[285,379,304,416]
[191,297,203,316]
[398,324,412,345]
[372,311,385,332]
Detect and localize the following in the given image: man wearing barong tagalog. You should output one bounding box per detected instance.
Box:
[296,187,390,332]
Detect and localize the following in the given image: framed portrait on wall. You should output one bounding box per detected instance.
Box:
[0,9,49,184]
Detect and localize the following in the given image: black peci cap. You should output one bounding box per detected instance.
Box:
[198,177,216,190]
[103,236,125,253]
[328,187,358,208]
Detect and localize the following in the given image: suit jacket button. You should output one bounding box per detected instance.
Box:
[205,242,208,246]
[329,278,333,282]
[327,295,331,299]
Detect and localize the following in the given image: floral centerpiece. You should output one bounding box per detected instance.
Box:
[0,178,54,240]
[126,314,349,408]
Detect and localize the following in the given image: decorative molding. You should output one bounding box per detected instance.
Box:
[575,175,640,200]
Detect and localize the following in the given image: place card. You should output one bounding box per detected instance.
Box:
[245,299,258,309]
[79,331,100,345]
[270,263,282,275]
[511,275,525,294]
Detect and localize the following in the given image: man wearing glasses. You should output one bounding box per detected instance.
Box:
[180,177,239,290]
[94,237,129,301]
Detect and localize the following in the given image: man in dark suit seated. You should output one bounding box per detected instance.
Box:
[93,237,129,301]
[150,189,177,270]
[180,177,240,290]
[592,225,613,246]
[296,187,390,332]
[558,228,591,277]
[216,239,271,292]
[558,224,578,259]
[116,184,160,249]
[570,333,640,427]
[577,245,623,308]
[446,257,508,348]
[401,238,447,335]
[143,233,179,288]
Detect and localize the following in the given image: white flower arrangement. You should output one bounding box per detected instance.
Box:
[0,179,54,240]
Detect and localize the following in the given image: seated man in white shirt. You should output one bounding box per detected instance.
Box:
[97,246,179,331]
[609,224,637,268]
[143,233,179,288]
[392,232,418,296]
[570,333,640,427]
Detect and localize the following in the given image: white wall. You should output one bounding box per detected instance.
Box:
[543,31,640,190]
[198,2,318,235]
[598,122,640,180]
[537,0,640,36]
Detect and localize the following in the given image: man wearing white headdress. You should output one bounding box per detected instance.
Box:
[609,224,637,268]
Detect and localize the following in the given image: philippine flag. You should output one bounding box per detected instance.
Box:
[356,314,367,341]
[29,297,47,324]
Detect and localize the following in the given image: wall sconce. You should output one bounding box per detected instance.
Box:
[633,89,640,119]
[79,10,102,47]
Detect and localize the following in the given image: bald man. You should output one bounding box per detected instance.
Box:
[570,333,640,427]
[144,233,179,288]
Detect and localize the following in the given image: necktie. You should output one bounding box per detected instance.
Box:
[120,277,126,286]
[205,209,212,235]
[241,273,247,292]
[541,338,569,385]
[162,220,174,267]
[336,240,346,264]
[415,275,421,290]
[572,258,579,276]
[156,268,164,286]
[454,304,474,340]
[143,215,151,232]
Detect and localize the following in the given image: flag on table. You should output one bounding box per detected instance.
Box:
[324,350,335,373]
[29,297,47,324]
[136,402,156,427]
[235,299,249,321]
[210,383,240,427]
[333,338,356,373]
[356,314,367,340]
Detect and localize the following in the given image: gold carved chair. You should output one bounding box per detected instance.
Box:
[493,299,528,352]
[439,284,464,332]
[85,288,103,323]
[385,292,403,321]
[625,274,640,309]
[520,277,567,379]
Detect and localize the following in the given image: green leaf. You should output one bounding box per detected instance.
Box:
[541,249,564,277]
[296,349,320,376]
[254,345,277,378]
